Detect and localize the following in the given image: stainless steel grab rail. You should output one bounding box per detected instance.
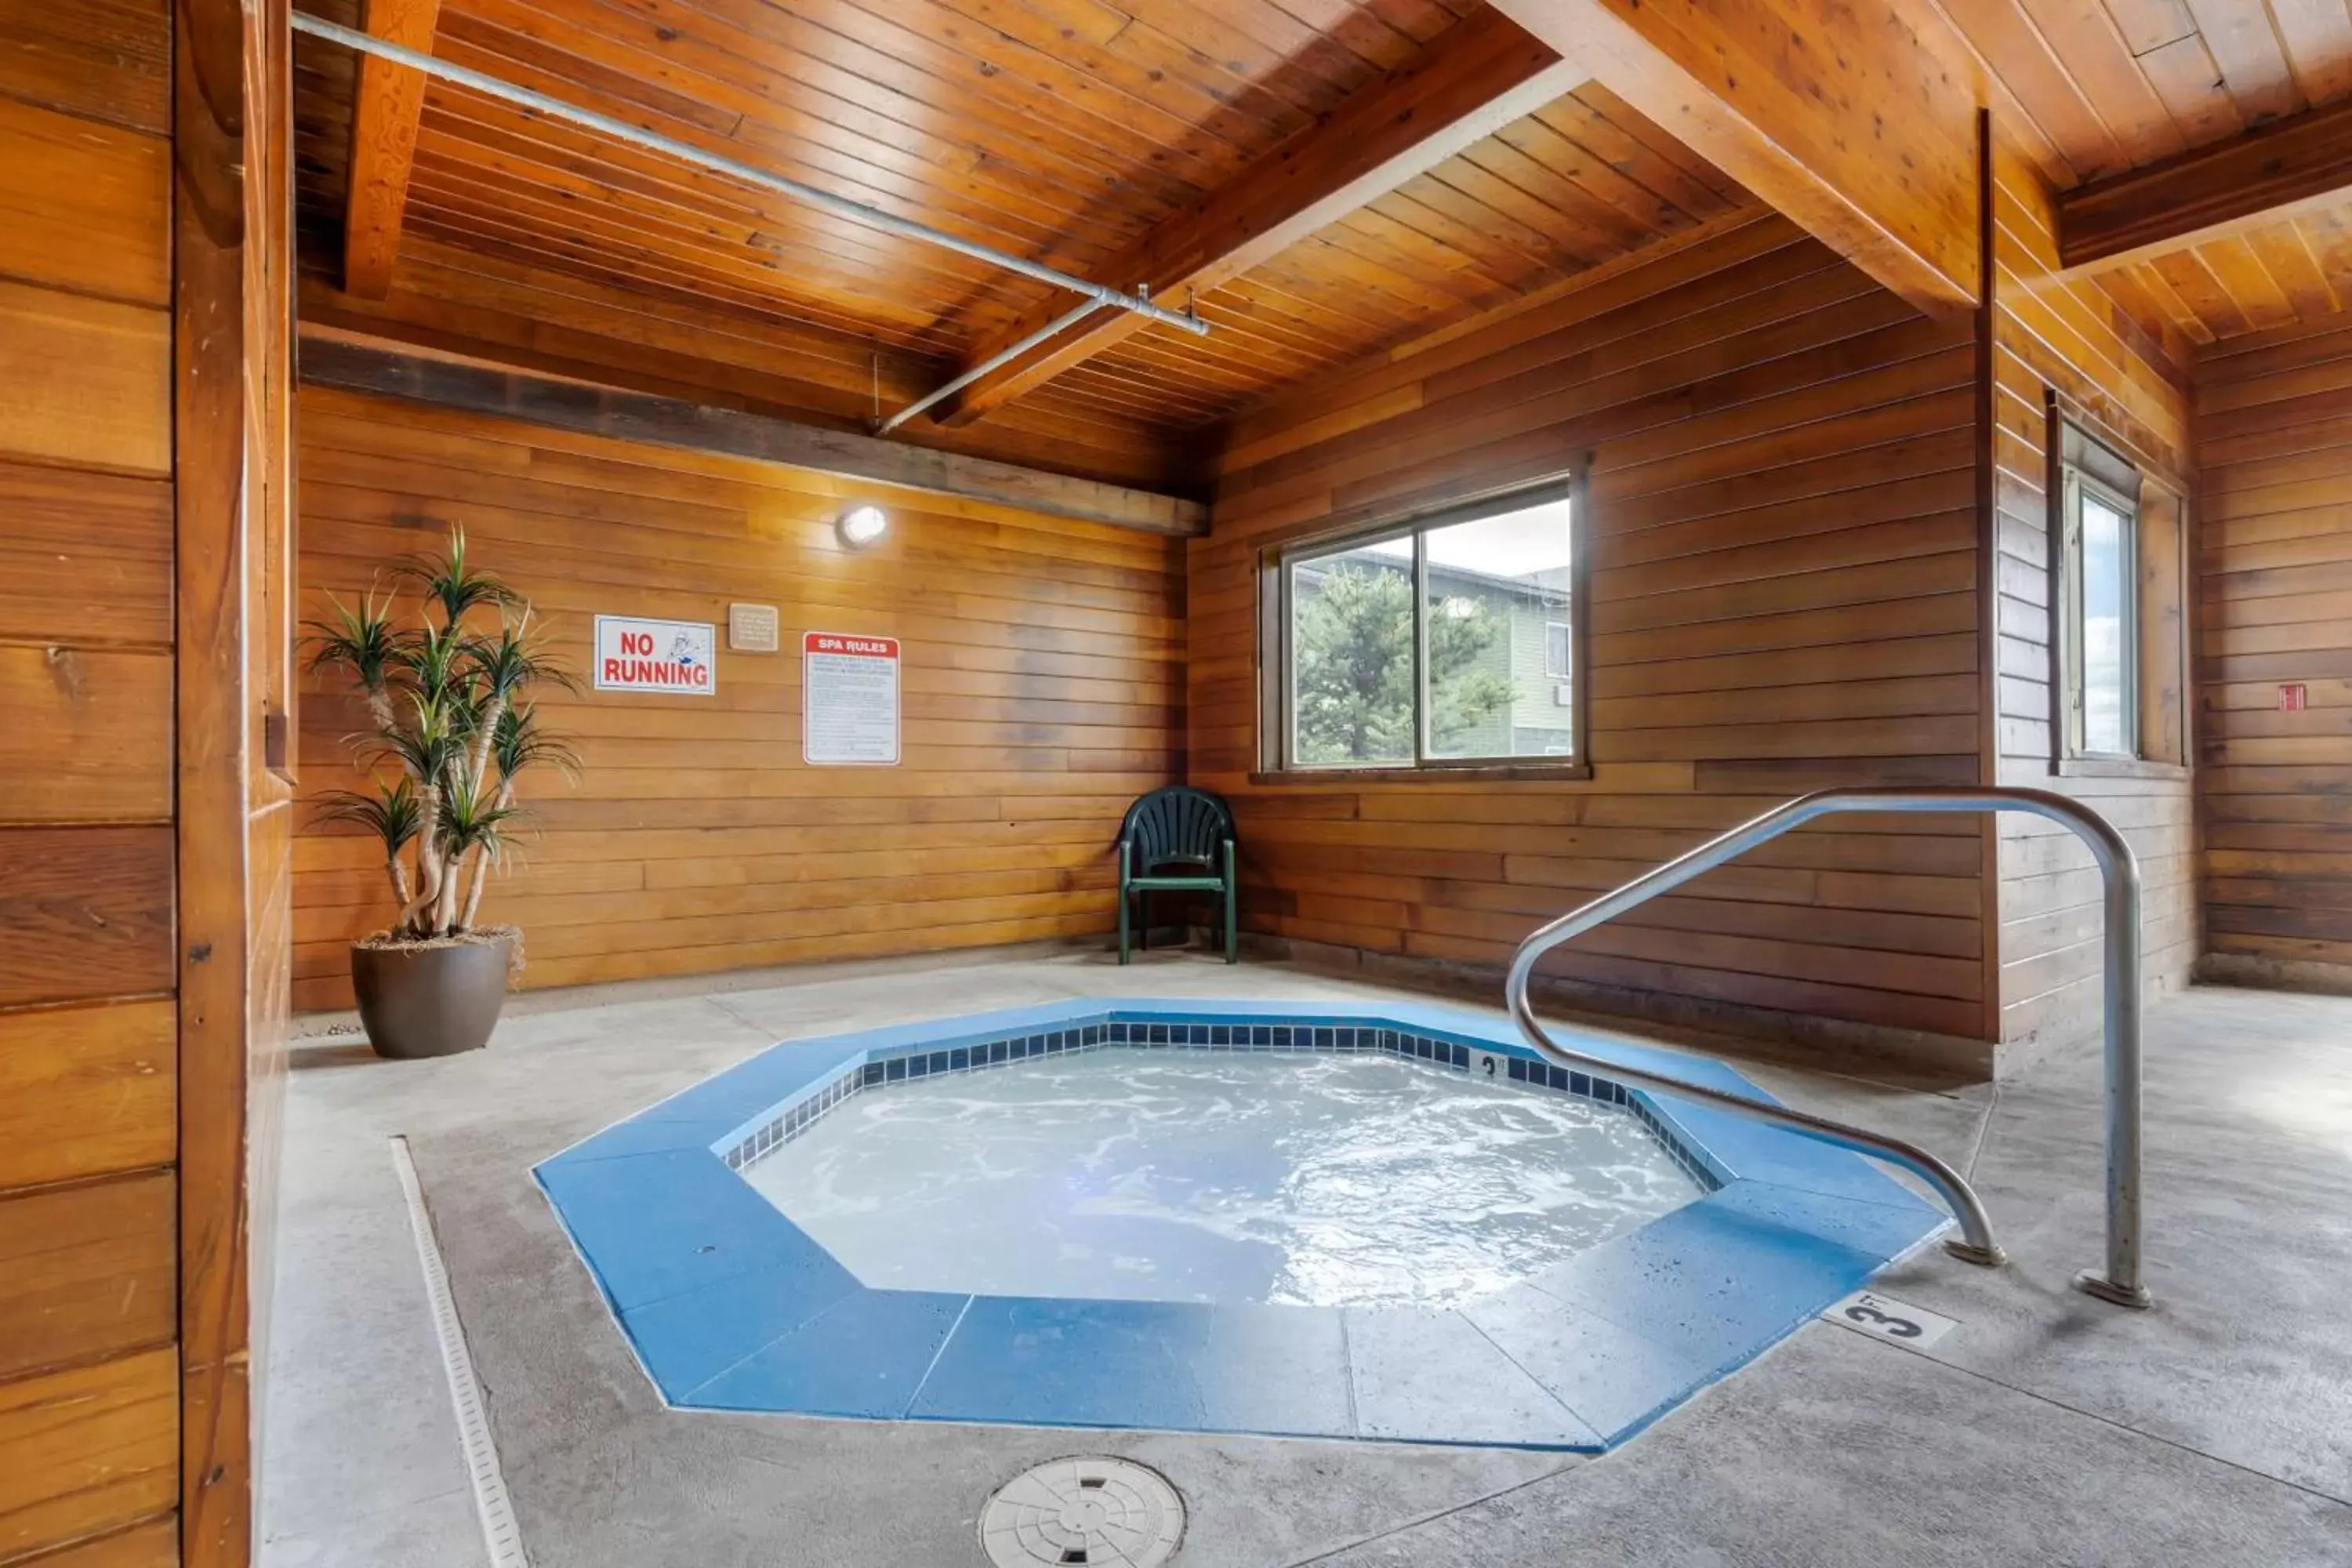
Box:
[1504,785,2153,1309]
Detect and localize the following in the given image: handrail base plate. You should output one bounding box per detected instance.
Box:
[2074,1271,2155,1310]
[1943,1238,2005,1268]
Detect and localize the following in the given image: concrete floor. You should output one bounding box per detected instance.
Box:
[259,946,2352,1566]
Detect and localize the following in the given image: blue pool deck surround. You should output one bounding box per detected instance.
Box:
[535,999,1951,1450]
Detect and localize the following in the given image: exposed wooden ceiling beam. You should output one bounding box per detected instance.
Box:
[2057,99,2352,273]
[298,335,1208,536]
[341,0,442,300]
[930,8,1584,429]
[1487,0,1982,314]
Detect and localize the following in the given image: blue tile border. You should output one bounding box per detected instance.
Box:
[534,998,1947,1451]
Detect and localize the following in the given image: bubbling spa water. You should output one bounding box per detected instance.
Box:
[743,1051,1702,1310]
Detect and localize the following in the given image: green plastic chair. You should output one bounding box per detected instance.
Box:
[1116,786,1238,964]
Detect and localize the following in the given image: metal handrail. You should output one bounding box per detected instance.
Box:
[1504,785,2153,1309]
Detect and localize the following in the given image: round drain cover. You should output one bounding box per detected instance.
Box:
[979,1456,1184,1568]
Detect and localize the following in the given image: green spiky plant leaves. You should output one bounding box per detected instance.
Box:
[305,528,576,943]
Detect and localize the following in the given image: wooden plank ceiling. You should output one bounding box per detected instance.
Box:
[292,0,2352,481]
[289,0,1748,483]
[1936,0,2352,351]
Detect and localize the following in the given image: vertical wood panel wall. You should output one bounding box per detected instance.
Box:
[1195,213,1996,1054]
[0,1,182,1561]
[2194,316,2352,986]
[176,0,296,1553]
[292,388,1185,1011]
[0,0,290,1557]
[1987,129,2200,1051]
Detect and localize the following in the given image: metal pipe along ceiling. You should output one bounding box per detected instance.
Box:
[290,13,1213,350]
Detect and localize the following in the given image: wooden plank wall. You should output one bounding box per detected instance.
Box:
[176,0,297,1553]
[1987,127,2201,1051]
[2194,315,2352,986]
[1196,212,1996,1054]
[0,0,290,1556]
[292,387,1184,1011]
[0,0,183,1561]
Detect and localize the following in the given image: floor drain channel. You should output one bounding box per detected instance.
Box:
[979,1457,1184,1568]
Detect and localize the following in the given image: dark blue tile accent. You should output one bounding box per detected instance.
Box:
[862,1062,884,1087]
[906,1056,928,1080]
[1272,1026,1292,1047]
[929,1051,949,1075]
[1450,1044,1469,1069]
[1549,1066,1570,1091]
[1508,1058,1529,1081]
[949,1047,968,1071]
[1316,1027,1336,1049]
[1570,1071,1589,1097]
[1253,1026,1272,1047]
[1210,1025,1230,1047]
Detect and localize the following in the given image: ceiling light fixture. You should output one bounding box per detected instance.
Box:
[838,504,888,549]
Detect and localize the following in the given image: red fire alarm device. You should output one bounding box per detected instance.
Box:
[2281,683,2309,713]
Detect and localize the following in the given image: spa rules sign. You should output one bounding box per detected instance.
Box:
[594,615,717,695]
[803,631,899,765]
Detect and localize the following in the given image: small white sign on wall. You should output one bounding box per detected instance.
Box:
[803,631,899,765]
[594,615,717,695]
[728,602,780,653]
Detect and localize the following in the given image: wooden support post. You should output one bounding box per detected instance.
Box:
[341,0,441,299]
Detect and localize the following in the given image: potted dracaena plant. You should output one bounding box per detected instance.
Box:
[307,528,577,1059]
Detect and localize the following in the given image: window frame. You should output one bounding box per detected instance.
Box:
[1258,474,1589,782]
[2059,461,2140,763]
[2042,401,2189,780]
[1543,619,1572,681]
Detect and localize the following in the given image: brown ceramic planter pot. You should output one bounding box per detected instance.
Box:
[352,936,510,1059]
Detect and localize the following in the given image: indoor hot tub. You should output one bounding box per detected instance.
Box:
[536,1000,1947,1450]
